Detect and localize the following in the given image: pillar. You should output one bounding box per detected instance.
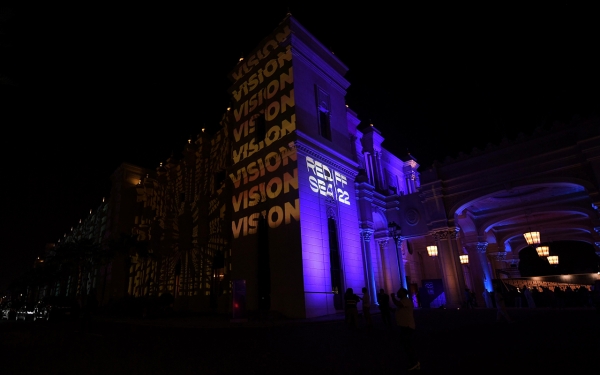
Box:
[360,230,377,304]
[376,238,390,298]
[433,228,466,309]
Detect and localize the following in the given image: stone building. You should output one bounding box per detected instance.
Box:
[42,14,600,319]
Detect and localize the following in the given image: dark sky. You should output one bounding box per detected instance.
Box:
[1,3,598,292]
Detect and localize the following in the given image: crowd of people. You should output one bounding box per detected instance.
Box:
[344,287,420,371]
[342,282,599,370]
[342,281,599,371]
[502,284,597,309]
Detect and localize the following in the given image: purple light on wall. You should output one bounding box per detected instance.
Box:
[297,152,364,318]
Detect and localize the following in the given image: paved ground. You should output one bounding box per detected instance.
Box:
[1,306,598,374]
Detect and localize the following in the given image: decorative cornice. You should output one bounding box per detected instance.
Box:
[295,140,358,178]
[372,204,387,213]
[377,239,389,248]
[432,227,460,240]
[359,221,374,233]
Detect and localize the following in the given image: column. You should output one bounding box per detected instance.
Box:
[464,242,494,308]
[433,228,465,309]
[475,242,494,293]
[375,151,385,190]
[399,237,408,290]
[365,153,374,186]
[360,230,377,304]
[595,227,600,257]
[376,238,389,298]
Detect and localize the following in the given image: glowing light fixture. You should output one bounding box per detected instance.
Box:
[523,213,541,245]
[535,246,550,257]
[426,246,438,257]
[459,255,469,264]
[523,231,541,245]
[547,255,559,265]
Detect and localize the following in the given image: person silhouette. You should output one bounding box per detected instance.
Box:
[494,286,513,323]
[377,288,392,327]
[361,287,373,329]
[523,286,536,308]
[344,288,360,329]
[391,287,420,371]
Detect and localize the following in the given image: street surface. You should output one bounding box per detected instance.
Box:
[1,307,598,374]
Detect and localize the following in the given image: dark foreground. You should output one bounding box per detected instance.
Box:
[1,307,598,374]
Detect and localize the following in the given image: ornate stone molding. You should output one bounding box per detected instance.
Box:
[488,252,507,261]
[432,227,460,241]
[377,239,389,250]
[360,230,373,242]
[359,221,374,234]
[404,208,420,226]
[477,242,488,254]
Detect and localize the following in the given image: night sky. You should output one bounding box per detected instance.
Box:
[1,3,598,292]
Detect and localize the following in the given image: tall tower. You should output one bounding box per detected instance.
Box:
[227,15,362,318]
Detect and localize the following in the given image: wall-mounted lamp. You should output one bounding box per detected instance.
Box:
[426,246,438,257]
[547,255,559,265]
[459,255,469,264]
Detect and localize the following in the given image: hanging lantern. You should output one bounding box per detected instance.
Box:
[535,246,550,257]
[426,246,438,257]
[523,231,541,245]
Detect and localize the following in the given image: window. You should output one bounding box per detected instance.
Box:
[316,86,332,141]
[254,112,266,140]
[214,171,226,191]
[328,217,343,310]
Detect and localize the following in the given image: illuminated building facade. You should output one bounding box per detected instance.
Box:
[95,15,428,318]
[37,14,600,319]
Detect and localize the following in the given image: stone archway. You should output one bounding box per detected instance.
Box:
[414,120,600,306]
